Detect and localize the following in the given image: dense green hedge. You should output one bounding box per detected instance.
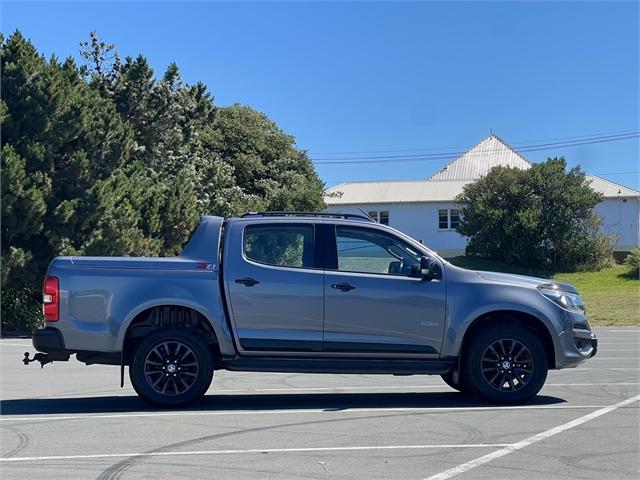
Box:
[624,247,640,278]
[1,286,43,335]
[1,31,325,334]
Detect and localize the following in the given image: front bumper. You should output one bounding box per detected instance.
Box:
[555,327,597,368]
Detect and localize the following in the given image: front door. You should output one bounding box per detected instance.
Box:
[225,222,324,353]
[323,225,446,355]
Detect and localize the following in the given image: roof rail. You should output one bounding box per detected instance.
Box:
[240,211,375,222]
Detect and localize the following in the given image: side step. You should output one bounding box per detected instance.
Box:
[223,357,453,375]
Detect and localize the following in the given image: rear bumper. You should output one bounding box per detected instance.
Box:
[33,327,66,353]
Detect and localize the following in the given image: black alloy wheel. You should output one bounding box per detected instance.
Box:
[461,324,548,404]
[129,328,214,407]
[480,339,534,392]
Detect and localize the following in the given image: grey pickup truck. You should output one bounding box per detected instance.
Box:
[26,212,597,407]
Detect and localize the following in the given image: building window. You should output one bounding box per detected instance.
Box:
[450,209,460,230]
[438,209,449,229]
[367,210,389,225]
[438,208,461,230]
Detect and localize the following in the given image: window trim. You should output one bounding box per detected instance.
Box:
[241,223,319,271]
[438,209,449,230]
[437,208,461,231]
[328,224,422,279]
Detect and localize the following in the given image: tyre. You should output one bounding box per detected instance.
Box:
[461,324,548,404]
[440,371,469,394]
[129,328,214,407]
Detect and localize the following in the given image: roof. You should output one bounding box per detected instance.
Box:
[428,134,531,181]
[325,180,470,205]
[325,175,639,205]
[324,134,640,205]
[586,175,640,198]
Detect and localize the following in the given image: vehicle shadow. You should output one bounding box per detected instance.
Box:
[0,391,566,416]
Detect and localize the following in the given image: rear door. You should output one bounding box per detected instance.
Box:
[323,224,446,355]
[224,221,324,353]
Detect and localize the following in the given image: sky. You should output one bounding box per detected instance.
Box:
[2,1,639,189]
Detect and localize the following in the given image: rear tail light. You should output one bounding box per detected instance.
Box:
[43,276,59,321]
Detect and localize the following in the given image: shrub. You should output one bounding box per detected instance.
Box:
[1,286,43,335]
[624,247,640,278]
[456,158,611,272]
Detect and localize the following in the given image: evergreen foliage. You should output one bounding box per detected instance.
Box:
[1,31,325,332]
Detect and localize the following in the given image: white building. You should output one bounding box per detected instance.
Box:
[325,135,640,258]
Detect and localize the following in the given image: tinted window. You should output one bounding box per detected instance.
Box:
[244,224,314,268]
[335,226,420,276]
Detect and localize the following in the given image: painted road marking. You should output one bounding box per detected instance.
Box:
[1,403,638,423]
[0,443,512,463]
[423,393,640,480]
[1,381,637,402]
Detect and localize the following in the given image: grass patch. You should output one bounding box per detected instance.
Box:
[447,256,639,326]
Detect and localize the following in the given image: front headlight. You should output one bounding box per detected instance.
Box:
[538,284,585,315]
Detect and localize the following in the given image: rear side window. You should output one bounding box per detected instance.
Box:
[244,224,314,269]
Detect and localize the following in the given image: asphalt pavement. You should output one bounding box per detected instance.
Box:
[1,328,639,479]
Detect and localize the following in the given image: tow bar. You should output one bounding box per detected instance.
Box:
[23,351,70,368]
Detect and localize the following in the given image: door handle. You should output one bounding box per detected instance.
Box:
[235,277,260,287]
[331,282,356,292]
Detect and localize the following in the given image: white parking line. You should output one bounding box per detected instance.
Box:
[575,367,640,372]
[212,381,640,393]
[589,357,640,359]
[0,443,511,463]
[424,393,640,480]
[1,403,636,423]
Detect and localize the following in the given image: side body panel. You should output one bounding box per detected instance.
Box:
[222,219,325,354]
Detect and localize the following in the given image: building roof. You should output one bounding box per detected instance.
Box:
[325,176,639,205]
[428,134,531,181]
[326,180,470,205]
[325,134,640,205]
[587,175,640,198]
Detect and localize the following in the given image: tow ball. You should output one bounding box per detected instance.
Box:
[23,351,69,368]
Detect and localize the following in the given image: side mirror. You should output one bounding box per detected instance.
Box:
[420,256,440,281]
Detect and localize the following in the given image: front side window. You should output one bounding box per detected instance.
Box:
[244,224,314,268]
[438,209,449,229]
[335,226,421,277]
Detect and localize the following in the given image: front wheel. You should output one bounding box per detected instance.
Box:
[461,324,548,404]
[129,328,214,407]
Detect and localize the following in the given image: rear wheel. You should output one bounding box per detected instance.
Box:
[129,328,213,407]
[461,324,548,404]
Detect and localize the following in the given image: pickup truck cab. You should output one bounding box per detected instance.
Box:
[27,212,597,406]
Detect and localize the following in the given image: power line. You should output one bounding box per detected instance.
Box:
[310,129,640,156]
[312,132,639,164]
